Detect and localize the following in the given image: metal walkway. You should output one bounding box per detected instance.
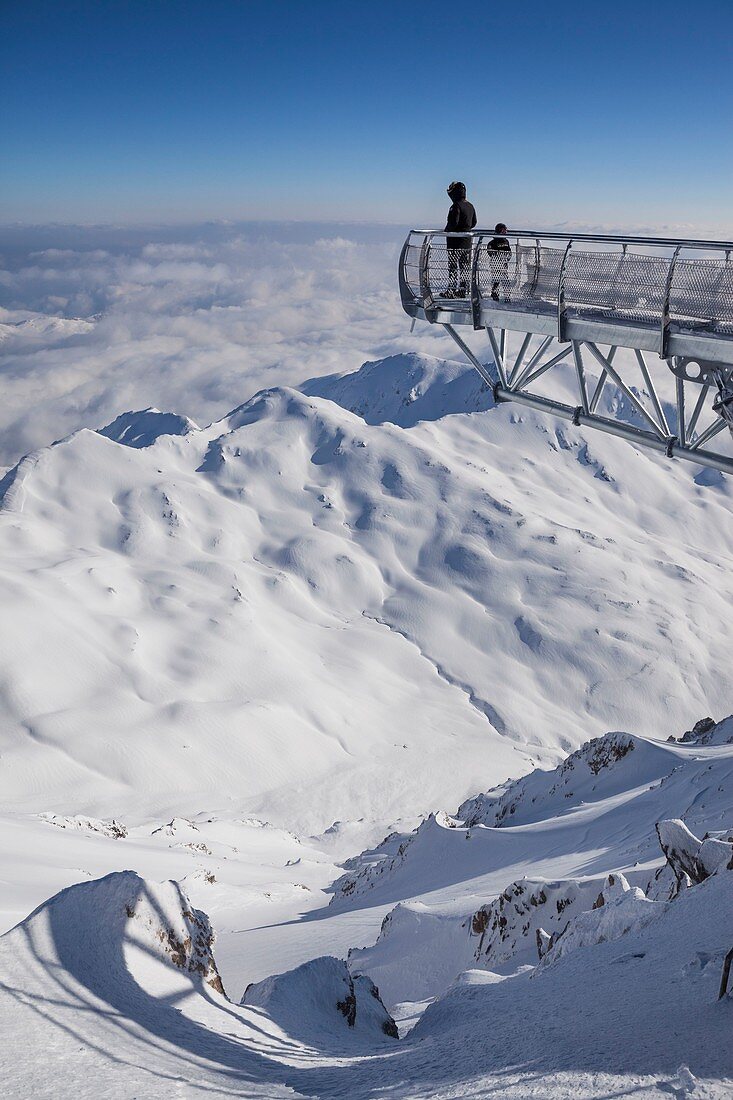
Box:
[399,229,733,475]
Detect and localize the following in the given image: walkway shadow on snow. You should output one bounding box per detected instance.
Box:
[3,871,731,1099]
[0,872,410,1096]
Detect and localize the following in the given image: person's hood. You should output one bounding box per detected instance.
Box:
[447,182,466,201]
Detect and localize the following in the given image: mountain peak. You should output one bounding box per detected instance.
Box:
[301,351,495,427]
[98,408,198,448]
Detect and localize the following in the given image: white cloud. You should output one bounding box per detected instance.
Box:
[0,224,456,468]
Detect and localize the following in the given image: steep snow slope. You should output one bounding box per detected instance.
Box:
[0,871,301,1098]
[2,813,732,1098]
[1,353,732,840]
[331,726,733,911]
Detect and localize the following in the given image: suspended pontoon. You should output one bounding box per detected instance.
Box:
[399,229,733,475]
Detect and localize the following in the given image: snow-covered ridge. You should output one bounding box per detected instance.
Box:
[0,310,95,345]
[2,869,225,996]
[330,720,733,908]
[301,351,494,426]
[458,730,660,828]
[2,352,732,836]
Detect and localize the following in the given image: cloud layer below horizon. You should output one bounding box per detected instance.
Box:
[0,224,459,469]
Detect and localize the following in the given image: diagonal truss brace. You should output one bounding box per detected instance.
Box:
[441,325,733,476]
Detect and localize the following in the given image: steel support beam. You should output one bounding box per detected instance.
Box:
[486,327,509,389]
[492,385,733,475]
[401,228,733,477]
[439,326,733,476]
[443,324,496,389]
[584,342,667,439]
[635,350,671,437]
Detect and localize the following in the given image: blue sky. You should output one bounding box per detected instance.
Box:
[2,0,732,231]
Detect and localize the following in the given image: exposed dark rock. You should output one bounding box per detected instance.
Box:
[536,927,551,959]
[337,987,357,1027]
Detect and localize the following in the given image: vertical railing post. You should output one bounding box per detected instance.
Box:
[418,233,437,319]
[660,245,681,358]
[470,233,483,330]
[557,240,573,342]
[530,238,541,297]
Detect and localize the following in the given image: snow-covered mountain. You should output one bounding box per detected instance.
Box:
[2,349,733,1097]
[2,352,732,835]
[3,721,732,1098]
[301,350,495,425]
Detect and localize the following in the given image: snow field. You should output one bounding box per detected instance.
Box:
[1,348,733,1096]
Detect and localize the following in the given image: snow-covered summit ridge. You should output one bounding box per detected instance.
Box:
[458,729,665,828]
[301,351,494,426]
[330,719,733,909]
[459,716,733,832]
[98,407,198,448]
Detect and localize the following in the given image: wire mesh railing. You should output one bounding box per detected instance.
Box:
[399,230,733,341]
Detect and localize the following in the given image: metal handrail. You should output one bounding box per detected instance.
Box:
[398,229,733,476]
[557,239,573,342]
[408,229,733,252]
[660,245,681,357]
[400,229,733,358]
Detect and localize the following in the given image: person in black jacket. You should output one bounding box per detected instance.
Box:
[488,222,511,302]
[443,181,476,298]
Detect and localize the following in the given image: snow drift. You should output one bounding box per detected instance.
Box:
[242,955,398,1046]
[1,870,225,999]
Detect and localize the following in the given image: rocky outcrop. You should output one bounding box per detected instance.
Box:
[469,874,635,968]
[126,892,224,995]
[39,814,127,839]
[459,733,642,828]
[242,956,398,1044]
[655,819,733,894]
[538,877,661,969]
[678,715,733,746]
